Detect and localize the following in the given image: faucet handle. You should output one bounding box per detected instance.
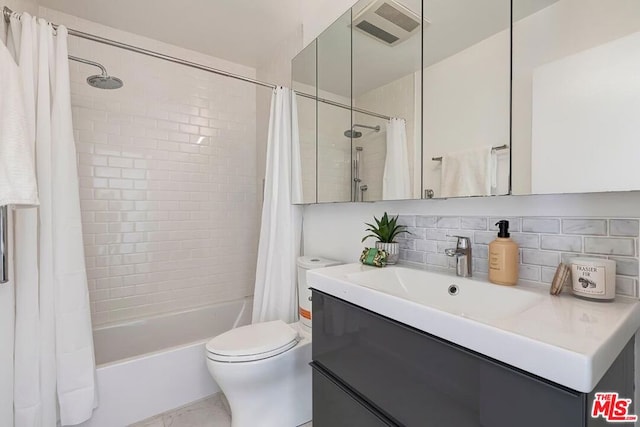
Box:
[447,235,471,249]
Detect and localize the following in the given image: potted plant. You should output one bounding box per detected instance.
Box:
[361,212,409,265]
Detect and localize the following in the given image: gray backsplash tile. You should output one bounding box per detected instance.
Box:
[460,217,487,230]
[609,257,639,277]
[416,239,437,253]
[426,229,448,241]
[472,244,488,259]
[584,237,635,256]
[541,267,558,284]
[396,215,639,298]
[615,276,637,297]
[562,219,607,236]
[397,215,416,227]
[610,219,639,237]
[522,218,561,234]
[540,235,582,252]
[519,265,541,281]
[400,250,425,264]
[416,215,437,228]
[510,232,539,249]
[522,249,560,267]
[426,253,448,267]
[436,216,460,229]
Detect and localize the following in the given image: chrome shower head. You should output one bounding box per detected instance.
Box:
[69,55,124,90]
[87,74,124,90]
[344,129,363,138]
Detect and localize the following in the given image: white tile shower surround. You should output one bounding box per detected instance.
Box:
[130,394,313,427]
[397,216,640,297]
[35,8,264,326]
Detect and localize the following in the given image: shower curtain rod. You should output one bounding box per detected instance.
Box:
[2,6,392,122]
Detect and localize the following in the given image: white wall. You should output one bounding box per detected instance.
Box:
[512,0,640,194]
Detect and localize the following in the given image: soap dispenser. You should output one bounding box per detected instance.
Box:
[488,220,519,286]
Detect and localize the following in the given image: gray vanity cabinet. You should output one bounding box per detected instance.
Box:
[311,290,634,427]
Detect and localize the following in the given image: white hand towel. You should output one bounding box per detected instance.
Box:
[440,146,493,198]
[0,41,38,207]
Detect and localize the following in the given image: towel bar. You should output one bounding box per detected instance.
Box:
[431,144,509,161]
[0,205,7,283]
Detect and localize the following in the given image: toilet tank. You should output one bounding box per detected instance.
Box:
[297,256,341,329]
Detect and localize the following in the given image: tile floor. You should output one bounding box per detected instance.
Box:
[130,394,312,427]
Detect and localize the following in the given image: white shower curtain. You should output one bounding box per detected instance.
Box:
[383,118,411,200]
[4,13,97,426]
[252,87,303,323]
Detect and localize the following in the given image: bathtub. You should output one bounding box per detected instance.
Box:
[79,298,252,427]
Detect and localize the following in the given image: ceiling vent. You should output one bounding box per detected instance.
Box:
[352,0,425,46]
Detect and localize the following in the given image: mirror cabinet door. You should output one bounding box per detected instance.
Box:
[292,40,318,204]
[351,0,423,202]
[512,0,640,195]
[316,10,353,203]
[422,0,511,199]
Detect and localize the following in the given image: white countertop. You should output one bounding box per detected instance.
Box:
[308,263,640,393]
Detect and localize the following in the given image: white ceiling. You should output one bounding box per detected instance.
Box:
[37,0,302,68]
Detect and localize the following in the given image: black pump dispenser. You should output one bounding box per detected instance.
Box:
[496,220,510,238]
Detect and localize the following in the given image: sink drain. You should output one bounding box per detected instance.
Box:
[448,285,459,296]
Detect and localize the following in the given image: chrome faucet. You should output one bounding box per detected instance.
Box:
[445,235,472,277]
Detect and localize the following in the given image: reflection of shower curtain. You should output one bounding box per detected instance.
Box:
[383,118,411,200]
[3,14,97,426]
[253,87,303,323]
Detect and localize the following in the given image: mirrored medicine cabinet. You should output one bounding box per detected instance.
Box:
[292,0,640,204]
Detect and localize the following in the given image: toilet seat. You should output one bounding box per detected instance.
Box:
[206,320,299,363]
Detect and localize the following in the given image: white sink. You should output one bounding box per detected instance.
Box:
[308,263,640,393]
[347,267,543,322]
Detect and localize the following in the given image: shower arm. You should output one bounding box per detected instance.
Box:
[68,55,108,76]
[352,124,381,132]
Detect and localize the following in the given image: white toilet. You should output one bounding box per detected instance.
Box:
[205,256,340,427]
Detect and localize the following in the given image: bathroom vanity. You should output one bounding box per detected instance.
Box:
[309,264,640,426]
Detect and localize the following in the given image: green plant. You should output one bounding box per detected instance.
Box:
[361,212,410,243]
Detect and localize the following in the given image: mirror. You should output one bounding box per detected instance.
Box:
[316,10,353,203]
[512,0,640,195]
[292,40,317,204]
[421,0,511,199]
[351,0,423,201]
[292,1,424,204]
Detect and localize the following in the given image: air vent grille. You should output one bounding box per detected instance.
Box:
[375,2,420,32]
[352,0,425,46]
[356,20,400,44]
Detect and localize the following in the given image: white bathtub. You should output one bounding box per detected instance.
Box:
[79,298,252,427]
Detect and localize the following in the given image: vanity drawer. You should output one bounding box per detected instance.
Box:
[312,362,397,426]
[312,290,588,427]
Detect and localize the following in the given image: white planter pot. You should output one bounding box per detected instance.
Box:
[375,242,399,265]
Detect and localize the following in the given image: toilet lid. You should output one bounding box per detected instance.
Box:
[206,320,299,362]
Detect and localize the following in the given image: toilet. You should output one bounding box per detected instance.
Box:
[205,256,341,427]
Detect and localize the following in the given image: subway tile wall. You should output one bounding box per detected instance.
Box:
[41,8,263,326]
[397,216,639,297]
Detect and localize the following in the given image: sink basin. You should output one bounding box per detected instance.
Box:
[347,267,543,321]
